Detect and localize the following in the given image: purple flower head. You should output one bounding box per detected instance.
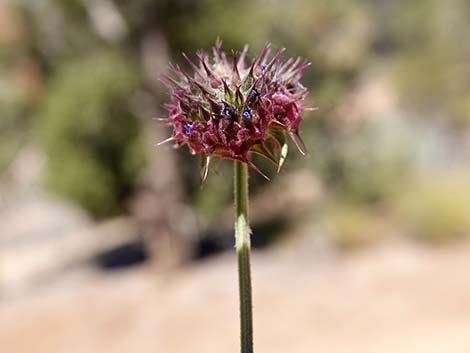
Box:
[158,40,312,182]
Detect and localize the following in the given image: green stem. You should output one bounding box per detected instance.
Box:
[234,161,254,353]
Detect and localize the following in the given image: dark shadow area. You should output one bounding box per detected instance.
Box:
[251,218,289,248]
[94,240,149,270]
[193,229,234,260]
[193,218,289,260]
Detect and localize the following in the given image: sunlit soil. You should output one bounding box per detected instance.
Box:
[1,240,469,353]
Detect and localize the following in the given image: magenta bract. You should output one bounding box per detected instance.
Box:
[159,41,311,182]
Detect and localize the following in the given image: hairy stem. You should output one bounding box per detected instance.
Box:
[234,161,254,353]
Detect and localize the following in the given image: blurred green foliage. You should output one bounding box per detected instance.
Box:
[324,202,385,249]
[37,51,145,217]
[333,120,413,204]
[0,0,468,243]
[392,171,470,241]
[387,0,469,125]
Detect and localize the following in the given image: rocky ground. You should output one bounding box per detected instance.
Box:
[1,238,469,353]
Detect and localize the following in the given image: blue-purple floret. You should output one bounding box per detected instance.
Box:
[243,108,252,119]
[184,123,193,135]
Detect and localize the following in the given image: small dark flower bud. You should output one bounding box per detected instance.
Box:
[221,106,231,117]
[246,88,260,106]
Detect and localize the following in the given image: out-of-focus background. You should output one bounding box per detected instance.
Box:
[0,0,469,352]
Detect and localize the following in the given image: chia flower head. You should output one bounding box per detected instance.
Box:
[158,40,313,182]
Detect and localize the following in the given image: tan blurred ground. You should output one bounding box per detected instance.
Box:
[1,239,469,353]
